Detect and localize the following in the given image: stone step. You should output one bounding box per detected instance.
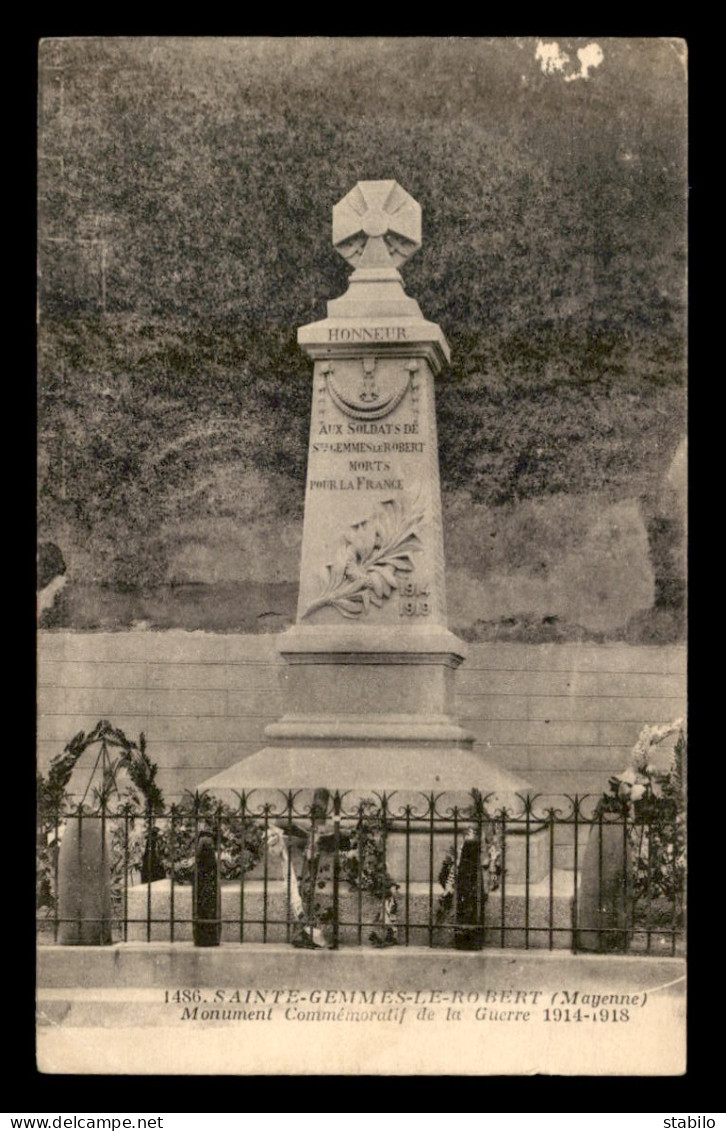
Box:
[239,820,554,886]
[38,987,190,1029]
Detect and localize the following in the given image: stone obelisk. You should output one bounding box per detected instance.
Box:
[202,180,526,794]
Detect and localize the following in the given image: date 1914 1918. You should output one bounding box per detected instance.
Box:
[543,1008,631,1022]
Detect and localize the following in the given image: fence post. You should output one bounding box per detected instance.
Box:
[427,793,436,948]
[53,803,60,944]
[262,804,270,944]
[122,808,130,943]
[499,808,508,948]
[145,803,152,942]
[548,807,555,950]
[57,804,112,945]
[404,805,412,948]
[571,796,580,950]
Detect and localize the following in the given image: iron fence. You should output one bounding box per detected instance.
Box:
[36,789,685,956]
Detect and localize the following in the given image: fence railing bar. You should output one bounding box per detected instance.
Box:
[331,792,341,952]
[524,803,531,950]
[262,809,269,945]
[239,801,246,944]
[671,814,680,959]
[499,810,507,949]
[169,806,176,943]
[548,813,555,950]
[572,799,580,943]
[404,808,411,948]
[122,811,130,943]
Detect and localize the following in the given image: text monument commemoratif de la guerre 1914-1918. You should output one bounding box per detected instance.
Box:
[201,180,528,799]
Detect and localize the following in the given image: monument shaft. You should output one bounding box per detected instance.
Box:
[297,346,447,628]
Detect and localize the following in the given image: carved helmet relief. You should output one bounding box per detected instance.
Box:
[301,181,434,623]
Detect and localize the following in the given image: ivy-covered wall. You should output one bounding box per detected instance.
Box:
[37,38,686,641]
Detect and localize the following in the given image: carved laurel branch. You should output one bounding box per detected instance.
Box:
[302,495,426,620]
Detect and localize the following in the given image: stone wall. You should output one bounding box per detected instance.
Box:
[37,632,686,800]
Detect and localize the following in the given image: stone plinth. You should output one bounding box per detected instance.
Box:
[203,746,526,797]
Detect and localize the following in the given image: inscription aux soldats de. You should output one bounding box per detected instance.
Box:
[310,431,424,492]
[309,477,403,492]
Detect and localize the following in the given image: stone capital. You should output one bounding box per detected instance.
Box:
[306,179,446,336]
[333,180,422,271]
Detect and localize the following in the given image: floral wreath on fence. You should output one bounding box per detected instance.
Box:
[436,789,503,930]
[36,723,267,917]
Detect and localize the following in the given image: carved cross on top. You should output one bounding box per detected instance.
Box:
[332,180,422,271]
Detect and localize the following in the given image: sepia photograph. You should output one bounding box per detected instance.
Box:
[36,36,687,1076]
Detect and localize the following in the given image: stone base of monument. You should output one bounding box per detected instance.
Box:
[233,824,551,888]
[200,741,528,788]
[126,875,574,949]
